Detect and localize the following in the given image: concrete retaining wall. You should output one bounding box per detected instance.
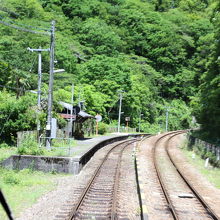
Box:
[1,134,147,175]
[1,155,80,174]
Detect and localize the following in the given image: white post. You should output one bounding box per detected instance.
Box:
[37,49,42,142]
[165,107,169,132]
[205,158,209,168]
[117,91,123,133]
[70,83,74,137]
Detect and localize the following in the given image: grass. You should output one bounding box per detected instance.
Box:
[44,139,77,157]
[44,147,75,157]
[0,144,72,219]
[0,147,17,162]
[181,143,220,189]
[16,136,77,157]
[0,167,69,220]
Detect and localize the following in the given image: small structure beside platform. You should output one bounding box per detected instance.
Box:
[59,101,94,139]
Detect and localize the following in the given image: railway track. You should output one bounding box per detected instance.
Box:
[54,132,219,220]
[153,131,220,220]
[55,138,140,220]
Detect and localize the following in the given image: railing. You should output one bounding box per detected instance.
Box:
[107,126,136,133]
[188,135,220,161]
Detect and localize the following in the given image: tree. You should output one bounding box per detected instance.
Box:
[0,91,37,143]
[77,18,123,55]
[195,1,220,142]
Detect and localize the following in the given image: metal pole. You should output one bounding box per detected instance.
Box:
[27,47,49,143]
[117,91,123,133]
[70,83,74,137]
[139,113,143,133]
[78,85,81,107]
[37,49,42,110]
[37,48,42,142]
[46,20,55,149]
[138,112,141,133]
[96,121,98,135]
[165,107,169,132]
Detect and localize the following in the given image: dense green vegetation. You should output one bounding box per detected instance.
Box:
[193,1,220,143]
[0,0,219,144]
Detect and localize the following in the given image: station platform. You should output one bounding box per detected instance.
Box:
[72,133,129,157]
[2,133,133,175]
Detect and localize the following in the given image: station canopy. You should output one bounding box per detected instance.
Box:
[59,101,94,123]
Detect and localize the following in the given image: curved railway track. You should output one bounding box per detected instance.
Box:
[59,138,140,220]
[54,132,219,220]
[153,131,220,220]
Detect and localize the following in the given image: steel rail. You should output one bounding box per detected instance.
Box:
[134,133,154,220]
[111,139,138,219]
[152,131,186,220]
[166,134,220,220]
[67,138,138,220]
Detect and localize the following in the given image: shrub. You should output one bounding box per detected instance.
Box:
[98,122,108,135]
[192,143,220,168]
[17,134,45,155]
[0,143,10,148]
[3,172,21,185]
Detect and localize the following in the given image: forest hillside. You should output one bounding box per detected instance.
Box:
[0,0,219,144]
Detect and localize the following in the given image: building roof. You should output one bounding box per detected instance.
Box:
[59,101,94,123]
[59,101,73,111]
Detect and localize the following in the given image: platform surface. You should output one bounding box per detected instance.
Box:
[71,133,129,157]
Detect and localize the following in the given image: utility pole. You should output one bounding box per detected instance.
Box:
[70,83,74,138]
[139,112,143,133]
[165,106,170,132]
[117,91,123,133]
[27,47,50,142]
[46,20,55,149]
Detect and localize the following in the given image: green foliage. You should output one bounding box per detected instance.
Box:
[77,18,123,55]
[17,134,45,155]
[98,122,108,135]
[194,2,220,142]
[2,0,45,18]
[0,91,37,143]
[0,0,219,142]
[0,142,9,148]
[179,0,209,12]
[192,143,220,168]
[0,146,16,163]
[3,171,21,185]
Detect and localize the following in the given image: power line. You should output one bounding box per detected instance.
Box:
[9,21,50,32]
[0,15,51,35]
[0,84,21,91]
[0,14,50,31]
[0,6,19,18]
[0,11,50,31]
[0,20,50,35]
[0,84,39,93]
